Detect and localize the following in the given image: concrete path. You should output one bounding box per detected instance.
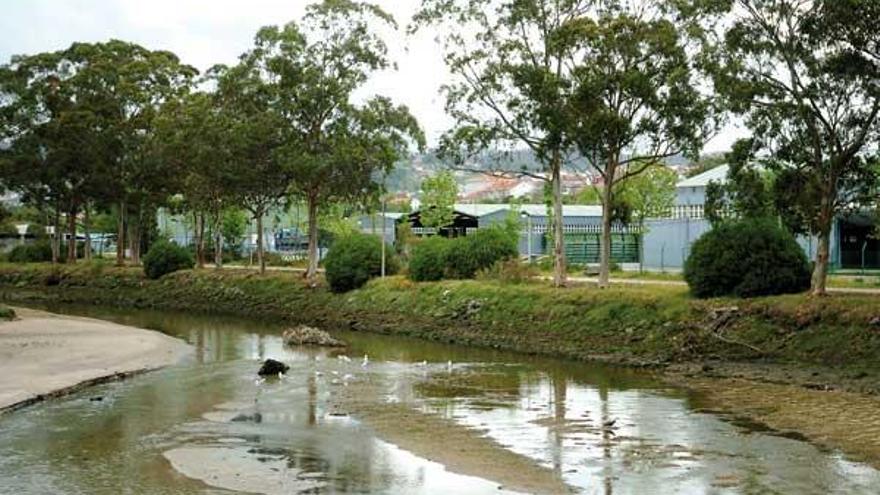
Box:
[0,308,191,413]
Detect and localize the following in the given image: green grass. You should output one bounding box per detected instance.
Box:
[0,304,14,320]
[1,262,879,369]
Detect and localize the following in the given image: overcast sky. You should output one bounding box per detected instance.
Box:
[0,0,743,154]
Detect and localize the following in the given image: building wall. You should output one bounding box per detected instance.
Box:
[642,217,712,271]
[674,186,707,206]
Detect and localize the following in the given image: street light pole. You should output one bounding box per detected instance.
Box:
[381,184,387,278]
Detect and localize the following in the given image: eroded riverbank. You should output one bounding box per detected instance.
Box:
[0,307,191,413]
[0,305,879,494]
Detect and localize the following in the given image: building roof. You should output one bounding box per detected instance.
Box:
[676,164,729,188]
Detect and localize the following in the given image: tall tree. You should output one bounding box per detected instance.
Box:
[420,171,458,231]
[254,2,424,282]
[412,0,590,287]
[211,61,288,273]
[696,0,880,295]
[563,1,714,287]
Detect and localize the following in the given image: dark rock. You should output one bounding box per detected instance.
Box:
[89,396,104,402]
[258,359,289,376]
[282,325,347,347]
[231,412,263,423]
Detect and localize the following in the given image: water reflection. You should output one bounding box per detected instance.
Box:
[0,304,877,494]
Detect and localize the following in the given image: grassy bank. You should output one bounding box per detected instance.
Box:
[2,262,880,376]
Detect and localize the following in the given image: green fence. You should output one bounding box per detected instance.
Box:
[562,233,641,264]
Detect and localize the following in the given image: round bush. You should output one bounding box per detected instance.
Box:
[445,225,519,279]
[684,219,810,298]
[7,241,53,263]
[143,241,194,280]
[408,236,452,282]
[324,233,399,293]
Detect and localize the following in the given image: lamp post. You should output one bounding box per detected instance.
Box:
[520,211,532,263]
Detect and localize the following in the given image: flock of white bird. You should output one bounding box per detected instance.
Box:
[255,354,455,388]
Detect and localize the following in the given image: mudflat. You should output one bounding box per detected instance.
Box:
[0,307,191,412]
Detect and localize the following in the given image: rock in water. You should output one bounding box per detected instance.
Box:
[258,359,289,376]
[282,325,347,347]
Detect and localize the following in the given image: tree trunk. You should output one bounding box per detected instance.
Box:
[83,206,92,262]
[67,205,78,264]
[128,217,141,265]
[256,212,265,274]
[116,200,126,266]
[551,159,567,287]
[598,182,614,288]
[214,217,224,269]
[196,212,206,269]
[306,194,320,284]
[811,199,835,296]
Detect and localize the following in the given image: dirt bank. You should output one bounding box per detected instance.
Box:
[0,307,191,413]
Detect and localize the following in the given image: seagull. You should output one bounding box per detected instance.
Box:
[362,354,369,368]
[447,360,453,372]
[337,355,351,363]
[315,371,324,377]
[277,371,285,380]
[254,377,266,386]
[415,360,427,367]
[343,373,355,381]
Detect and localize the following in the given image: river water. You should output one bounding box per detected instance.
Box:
[0,305,878,494]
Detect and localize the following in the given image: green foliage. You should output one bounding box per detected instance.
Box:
[445,225,519,279]
[684,220,810,298]
[616,167,678,225]
[7,241,53,263]
[476,258,538,284]
[324,233,399,293]
[408,236,452,282]
[143,241,194,280]
[0,305,14,320]
[420,171,458,229]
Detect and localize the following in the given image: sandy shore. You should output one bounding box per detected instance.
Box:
[0,307,191,413]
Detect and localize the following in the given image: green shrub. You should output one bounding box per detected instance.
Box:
[324,233,399,293]
[7,241,53,263]
[476,258,537,284]
[143,241,194,279]
[408,236,452,282]
[446,225,519,279]
[0,305,15,320]
[684,219,810,298]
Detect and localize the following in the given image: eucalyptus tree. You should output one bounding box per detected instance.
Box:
[412,0,590,287]
[251,1,424,282]
[692,0,880,295]
[564,1,714,287]
[79,41,197,265]
[0,45,115,263]
[211,60,289,274]
[153,89,235,268]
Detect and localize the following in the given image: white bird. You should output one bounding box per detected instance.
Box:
[343,373,355,381]
[362,354,369,368]
[416,360,427,367]
[337,355,351,362]
[254,377,266,386]
[447,360,453,372]
[277,371,284,380]
[315,371,324,377]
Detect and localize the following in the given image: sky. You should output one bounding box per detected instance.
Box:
[0,0,743,154]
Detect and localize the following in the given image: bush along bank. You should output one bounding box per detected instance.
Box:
[2,263,880,379]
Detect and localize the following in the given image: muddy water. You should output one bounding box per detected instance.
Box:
[1,305,879,494]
